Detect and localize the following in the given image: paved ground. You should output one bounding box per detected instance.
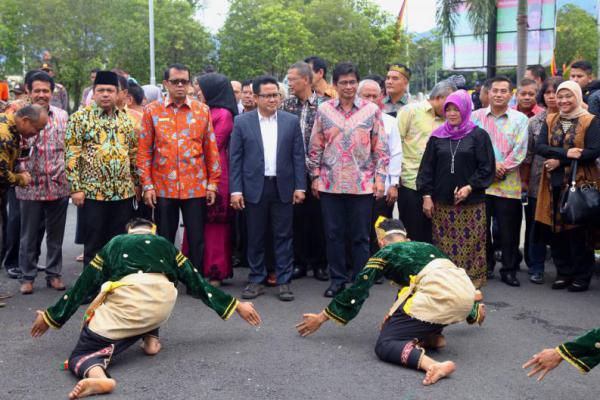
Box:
[1,204,599,399]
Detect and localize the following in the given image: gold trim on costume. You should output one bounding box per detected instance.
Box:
[43,310,61,329]
[221,298,239,320]
[176,252,188,267]
[324,308,347,325]
[557,345,590,374]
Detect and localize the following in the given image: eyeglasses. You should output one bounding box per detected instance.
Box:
[258,94,280,100]
[337,80,357,87]
[168,79,190,86]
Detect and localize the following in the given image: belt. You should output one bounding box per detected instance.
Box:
[264,176,277,181]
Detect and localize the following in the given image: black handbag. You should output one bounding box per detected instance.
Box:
[559,160,600,224]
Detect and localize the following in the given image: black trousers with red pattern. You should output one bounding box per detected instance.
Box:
[375,307,444,370]
[68,326,159,379]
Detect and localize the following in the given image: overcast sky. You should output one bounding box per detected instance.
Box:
[197,0,438,34]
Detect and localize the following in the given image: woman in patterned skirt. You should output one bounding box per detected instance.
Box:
[417,90,495,287]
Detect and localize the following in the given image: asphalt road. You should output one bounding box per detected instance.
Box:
[1,204,599,400]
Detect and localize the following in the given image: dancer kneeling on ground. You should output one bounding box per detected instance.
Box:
[523,326,600,380]
[30,218,261,399]
[296,217,485,385]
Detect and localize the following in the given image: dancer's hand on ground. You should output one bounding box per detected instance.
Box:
[30,310,50,337]
[296,312,328,337]
[522,348,563,381]
[236,302,261,326]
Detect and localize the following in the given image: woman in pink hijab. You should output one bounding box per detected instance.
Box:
[417,90,496,287]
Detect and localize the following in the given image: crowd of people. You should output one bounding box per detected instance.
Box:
[1,55,600,397]
[2,58,600,297]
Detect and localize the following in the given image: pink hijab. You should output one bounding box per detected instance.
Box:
[431,89,477,140]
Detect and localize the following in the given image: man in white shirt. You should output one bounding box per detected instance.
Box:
[229,76,306,301]
[358,79,402,256]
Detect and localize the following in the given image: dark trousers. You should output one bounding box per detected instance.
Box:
[525,197,546,275]
[246,178,293,285]
[74,206,85,245]
[321,193,373,286]
[68,326,159,379]
[3,188,22,269]
[82,199,133,265]
[551,227,594,283]
[485,195,522,275]
[370,197,393,255]
[375,307,444,370]
[2,188,44,271]
[156,197,206,271]
[397,186,432,243]
[293,174,327,269]
[19,198,68,282]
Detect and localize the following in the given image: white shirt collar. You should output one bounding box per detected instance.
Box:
[258,110,278,122]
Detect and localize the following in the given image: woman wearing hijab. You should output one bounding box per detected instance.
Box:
[181,74,238,286]
[522,77,563,285]
[417,90,496,288]
[534,81,600,292]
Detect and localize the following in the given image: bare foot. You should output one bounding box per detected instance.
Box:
[474,290,483,302]
[68,378,116,399]
[422,361,456,385]
[142,336,161,355]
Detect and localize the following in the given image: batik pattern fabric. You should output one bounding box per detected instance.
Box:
[138,96,220,199]
[282,92,319,154]
[0,113,26,194]
[431,202,487,288]
[524,111,548,198]
[43,233,238,329]
[64,104,138,200]
[16,105,70,201]
[557,326,600,374]
[308,97,388,195]
[471,107,529,199]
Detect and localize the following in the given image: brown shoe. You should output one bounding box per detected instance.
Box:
[20,282,33,295]
[47,277,66,291]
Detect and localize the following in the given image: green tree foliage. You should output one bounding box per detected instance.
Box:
[218,0,422,81]
[217,0,314,80]
[555,4,598,70]
[0,0,214,106]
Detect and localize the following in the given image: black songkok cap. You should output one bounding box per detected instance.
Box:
[94,71,119,88]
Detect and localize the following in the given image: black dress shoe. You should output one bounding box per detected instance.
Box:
[292,266,307,280]
[313,267,329,281]
[500,273,520,287]
[6,267,22,279]
[324,284,345,298]
[568,280,590,292]
[551,279,571,290]
[374,276,384,284]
